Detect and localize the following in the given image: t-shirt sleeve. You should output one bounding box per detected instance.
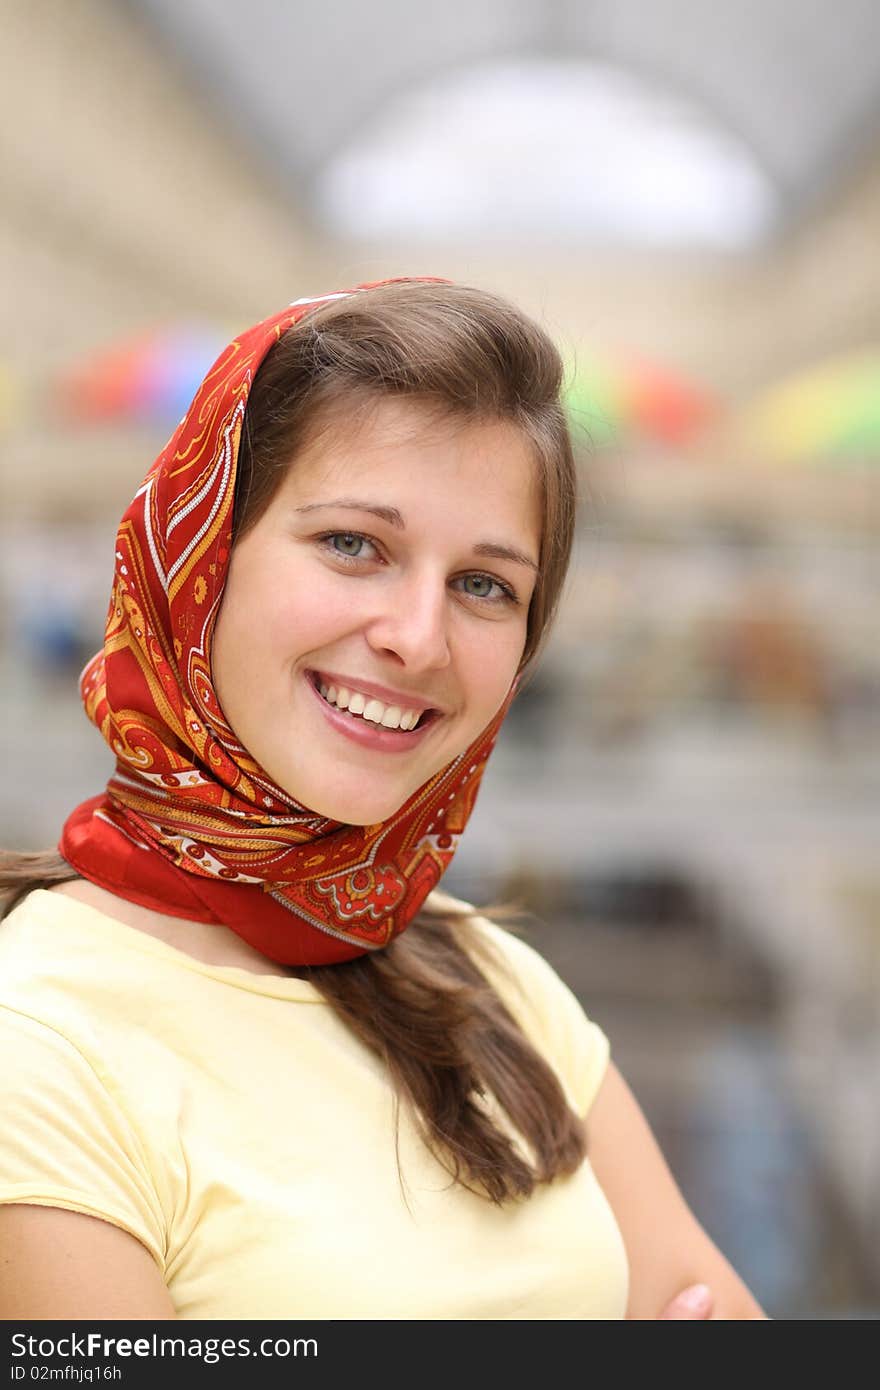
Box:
[0,1004,167,1269]
[466,916,611,1118]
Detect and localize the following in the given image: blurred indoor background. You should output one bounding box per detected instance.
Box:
[1,0,878,1318]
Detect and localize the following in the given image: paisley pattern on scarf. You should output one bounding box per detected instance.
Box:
[60,281,515,965]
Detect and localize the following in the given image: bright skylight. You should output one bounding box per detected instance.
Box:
[316,59,778,250]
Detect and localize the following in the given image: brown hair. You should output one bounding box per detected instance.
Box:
[1,280,585,1204]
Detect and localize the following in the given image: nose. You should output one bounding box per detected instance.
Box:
[364,568,452,674]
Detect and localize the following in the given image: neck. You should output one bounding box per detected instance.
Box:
[48,879,311,979]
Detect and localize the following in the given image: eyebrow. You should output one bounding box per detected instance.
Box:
[294,498,540,573]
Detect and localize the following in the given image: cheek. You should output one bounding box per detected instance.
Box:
[460,624,525,713]
[251,572,365,666]
[294,588,358,647]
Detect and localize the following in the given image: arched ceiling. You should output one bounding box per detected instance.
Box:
[132,0,880,242]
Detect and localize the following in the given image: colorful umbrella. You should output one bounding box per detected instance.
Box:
[56,326,228,425]
[563,351,718,449]
[740,352,880,465]
[57,328,719,444]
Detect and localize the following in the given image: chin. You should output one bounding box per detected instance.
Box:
[274,778,418,827]
[319,797,415,827]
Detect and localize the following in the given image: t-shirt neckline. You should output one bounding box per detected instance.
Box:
[27,889,326,1003]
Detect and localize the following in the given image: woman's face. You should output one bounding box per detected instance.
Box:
[211,397,542,825]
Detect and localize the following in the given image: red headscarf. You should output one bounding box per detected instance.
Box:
[60,281,517,965]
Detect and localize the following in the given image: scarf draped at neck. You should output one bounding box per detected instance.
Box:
[59,280,517,965]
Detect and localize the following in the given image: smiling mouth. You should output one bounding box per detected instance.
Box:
[307,671,437,733]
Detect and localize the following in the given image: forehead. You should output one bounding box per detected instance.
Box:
[275,397,541,516]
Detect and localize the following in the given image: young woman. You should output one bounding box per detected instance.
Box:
[0,278,766,1320]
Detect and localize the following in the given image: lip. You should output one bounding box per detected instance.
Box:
[307,668,446,716]
[304,671,442,753]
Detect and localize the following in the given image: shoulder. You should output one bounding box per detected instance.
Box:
[0,887,102,1019]
[0,1000,168,1271]
[0,900,171,1278]
[0,889,60,999]
[425,889,610,1117]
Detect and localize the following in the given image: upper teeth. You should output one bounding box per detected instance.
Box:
[317,680,425,731]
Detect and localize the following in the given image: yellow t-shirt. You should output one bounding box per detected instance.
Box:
[0,888,628,1320]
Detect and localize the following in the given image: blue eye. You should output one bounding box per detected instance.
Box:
[332,533,364,556]
[318,532,518,606]
[457,574,518,605]
[321,532,375,561]
[463,575,494,599]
